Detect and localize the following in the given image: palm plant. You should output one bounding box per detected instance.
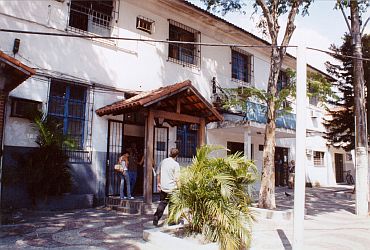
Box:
[168,145,257,250]
[18,113,75,205]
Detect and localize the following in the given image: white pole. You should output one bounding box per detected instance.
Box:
[293,45,307,250]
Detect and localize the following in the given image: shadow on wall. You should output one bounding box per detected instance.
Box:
[1,146,102,209]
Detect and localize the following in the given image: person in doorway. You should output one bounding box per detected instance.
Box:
[153,148,180,226]
[283,162,289,187]
[127,143,139,196]
[288,160,295,189]
[275,154,283,186]
[116,151,134,200]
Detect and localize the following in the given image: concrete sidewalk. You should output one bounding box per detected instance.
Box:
[251,186,370,250]
[0,186,368,249]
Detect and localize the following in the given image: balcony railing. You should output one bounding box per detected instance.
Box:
[245,101,296,130]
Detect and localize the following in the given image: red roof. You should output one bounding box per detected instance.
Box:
[96,80,223,123]
[0,50,35,92]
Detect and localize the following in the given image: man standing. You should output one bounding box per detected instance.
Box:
[153,148,180,226]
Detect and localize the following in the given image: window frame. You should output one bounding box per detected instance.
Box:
[313,151,325,166]
[231,48,253,84]
[176,125,198,158]
[48,79,87,149]
[10,97,42,119]
[67,0,118,36]
[168,19,201,68]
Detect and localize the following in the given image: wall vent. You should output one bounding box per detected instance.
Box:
[136,16,154,34]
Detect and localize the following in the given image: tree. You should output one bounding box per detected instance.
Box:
[202,0,312,209]
[324,34,370,151]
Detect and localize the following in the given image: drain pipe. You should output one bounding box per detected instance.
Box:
[0,92,9,209]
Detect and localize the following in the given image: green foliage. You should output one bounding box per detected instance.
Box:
[12,113,75,205]
[218,68,334,118]
[168,145,257,250]
[324,34,370,150]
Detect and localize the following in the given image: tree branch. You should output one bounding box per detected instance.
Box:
[361,17,370,36]
[256,0,276,41]
[279,0,302,57]
[338,2,352,33]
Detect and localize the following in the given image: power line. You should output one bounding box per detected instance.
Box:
[0,28,295,48]
[1,28,370,62]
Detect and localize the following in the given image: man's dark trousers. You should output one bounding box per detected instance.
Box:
[153,191,171,224]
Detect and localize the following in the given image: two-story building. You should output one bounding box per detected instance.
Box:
[0,0,352,208]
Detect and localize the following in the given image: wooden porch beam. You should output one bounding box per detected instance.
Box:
[198,118,206,146]
[144,110,154,204]
[152,110,201,124]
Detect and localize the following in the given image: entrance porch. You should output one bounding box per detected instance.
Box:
[96,80,222,204]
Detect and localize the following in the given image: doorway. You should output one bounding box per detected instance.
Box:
[335,153,344,183]
[275,147,289,186]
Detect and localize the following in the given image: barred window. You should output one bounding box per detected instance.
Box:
[231,48,252,83]
[168,20,200,67]
[313,151,325,166]
[48,80,87,149]
[176,125,198,159]
[68,0,115,36]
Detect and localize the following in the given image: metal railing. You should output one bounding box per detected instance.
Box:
[68,1,115,36]
[245,101,296,130]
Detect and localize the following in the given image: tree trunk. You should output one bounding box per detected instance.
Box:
[351,1,369,216]
[258,46,282,209]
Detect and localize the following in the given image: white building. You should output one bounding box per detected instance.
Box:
[0,0,352,208]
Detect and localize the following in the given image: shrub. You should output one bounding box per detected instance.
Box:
[15,113,75,205]
[168,145,257,250]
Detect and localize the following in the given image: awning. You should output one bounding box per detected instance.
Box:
[96,80,223,123]
[0,51,36,91]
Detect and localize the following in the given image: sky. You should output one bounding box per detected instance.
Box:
[188,0,370,72]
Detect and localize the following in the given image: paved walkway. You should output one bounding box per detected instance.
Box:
[0,186,369,250]
[0,208,156,249]
[252,185,370,250]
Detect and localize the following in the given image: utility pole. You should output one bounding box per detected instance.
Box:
[350,0,369,216]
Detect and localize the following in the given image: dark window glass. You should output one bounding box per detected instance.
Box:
[69,0,113,34]
[169,24,196,65]
[48,80,86,149]
[232,50,250,82]
[176,125,198,158]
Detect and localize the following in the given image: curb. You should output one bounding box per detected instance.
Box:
[143,226,218,250]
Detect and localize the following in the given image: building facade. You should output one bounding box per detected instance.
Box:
[0,0,353,208]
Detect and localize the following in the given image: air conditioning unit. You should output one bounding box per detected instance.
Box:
[310,110,319,118]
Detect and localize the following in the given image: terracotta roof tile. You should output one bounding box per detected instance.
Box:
[96,80,222,123]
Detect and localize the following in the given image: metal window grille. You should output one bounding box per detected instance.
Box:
[168,19,201,68]
[231,48,253,84]
[67,0,118,36]
[176,125,198,166]
[48,79,93,163]
[313,151,325,166]
[136,16,154,34]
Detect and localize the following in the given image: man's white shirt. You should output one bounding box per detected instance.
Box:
[157,157,180,193]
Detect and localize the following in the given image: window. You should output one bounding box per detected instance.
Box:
[136,16,154,34]
[168,20,200,67]
[313,151,325,166]
[11,98,42,119]
[68,0,115,36]
[277,71,290,108]
[48,80,87,149]
[232,48,252,83]
[277,71,289,92]
[176,125,198,158]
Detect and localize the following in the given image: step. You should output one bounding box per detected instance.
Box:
[107,204,140,215]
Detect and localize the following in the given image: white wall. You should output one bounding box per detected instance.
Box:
[1,0,340,192]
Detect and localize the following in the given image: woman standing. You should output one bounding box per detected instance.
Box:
[116,151,134,200]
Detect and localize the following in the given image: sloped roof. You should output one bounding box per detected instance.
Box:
[96,80,223,123]
[0,50,36,91]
